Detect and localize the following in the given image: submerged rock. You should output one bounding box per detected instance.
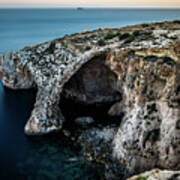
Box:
[77,125,128,180]
[0,20,180,177]
[74,117,94,126]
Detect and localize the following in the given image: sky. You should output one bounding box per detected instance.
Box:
[0,0,180,8]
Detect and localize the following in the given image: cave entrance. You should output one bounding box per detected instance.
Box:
[60,53,122,128]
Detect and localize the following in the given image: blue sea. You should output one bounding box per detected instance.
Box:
[1,8,180,53]
[0,8,180,180]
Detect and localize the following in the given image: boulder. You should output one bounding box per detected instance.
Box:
[74,117,94,126]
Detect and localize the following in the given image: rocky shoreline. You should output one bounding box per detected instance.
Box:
[128,169,180,180]
[0,20,180,179]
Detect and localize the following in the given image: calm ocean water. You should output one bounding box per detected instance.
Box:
[0,8,180,180]
[0,8,180,53]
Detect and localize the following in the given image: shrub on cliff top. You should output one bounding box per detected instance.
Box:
[134,176,148,180]
[85,46,91,51]
[105,32,119,40]
[119,33,130,40]
[47,41,56,54]
[133,30,141,36]
[173,20,180,24]
[124,35,135,44]
[98,39,106,46]
[141,24,149,28]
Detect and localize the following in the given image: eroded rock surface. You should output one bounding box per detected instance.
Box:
[111,44,180,173]
[0,20,180,175]
[128,169,180,180]
[62,53,121,104]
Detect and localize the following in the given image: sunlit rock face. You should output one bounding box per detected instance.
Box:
[0,20,180,174]
[0,52,34,89]
[128,169,180,180]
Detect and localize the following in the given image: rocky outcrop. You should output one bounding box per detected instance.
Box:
[128,169,180,180]
[0,20,180,176]
[111,42,180,173]
[0,41,97,135]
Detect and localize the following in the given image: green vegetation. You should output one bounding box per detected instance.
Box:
[156,22,163,26]
[124,35,135,44]
[137,31,152,40]
[144,31,152,36]
[22,46,32,51]
[105,32,119,40]
[173,20,180,24]
[133,30,141,36]
[118,32,136,44]
[134,176,148,180]
[90,34,97,39]
[119,33,130,40]
[141,24,149,28]
[133,30,152,37]
[85,46,91,51]
[98,39,106,46]
[47,41,56,54]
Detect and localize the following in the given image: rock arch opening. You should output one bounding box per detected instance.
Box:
[60,53,122,126]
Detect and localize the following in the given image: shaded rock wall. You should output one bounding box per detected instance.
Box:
[62,53,121,104]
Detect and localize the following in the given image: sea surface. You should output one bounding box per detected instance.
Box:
[0,8,180,180]
[1,8,180,53]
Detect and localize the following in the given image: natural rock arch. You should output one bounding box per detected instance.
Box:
[0,21,180,174]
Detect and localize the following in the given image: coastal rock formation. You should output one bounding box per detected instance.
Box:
[0,20,180,175]
[0,41,96,135]
[62,53,121,104]
[128,169,180,180]
[112,42,180,173]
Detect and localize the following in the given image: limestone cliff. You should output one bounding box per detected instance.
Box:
[0,20,180,175]
[128,169,180,180]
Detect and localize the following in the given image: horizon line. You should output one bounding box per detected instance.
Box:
[0,5,180,9]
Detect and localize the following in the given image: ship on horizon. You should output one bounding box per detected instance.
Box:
[77,7,84,10]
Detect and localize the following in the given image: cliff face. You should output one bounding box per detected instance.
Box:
[0,21,180,174]
[128,169,180,180]
[0,41,96,135]
[111,43,180,172]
